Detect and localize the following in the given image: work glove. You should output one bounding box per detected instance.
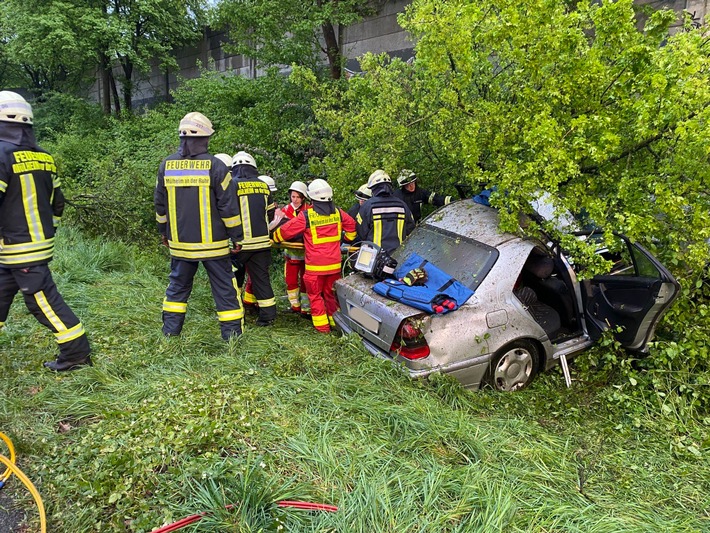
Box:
[230,240,242,254]
[401,268,428,286]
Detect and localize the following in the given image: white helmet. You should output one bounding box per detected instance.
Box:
[367,169,391,189]
[0,91,33,124]
[232,151,257,168]
[397,169,417,187]
[178,112,213,136]
[355,184,371,201]
[214,153,232,167]
[307,179,333,202]
[288,181,309,198]
[259,175,277,192]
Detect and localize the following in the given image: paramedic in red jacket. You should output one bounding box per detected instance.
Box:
[272,179,356,333]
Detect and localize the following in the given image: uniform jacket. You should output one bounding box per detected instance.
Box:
[356,193,415,255]
[0,140,63,267]
[272,207,356,275]
[154,152,242,261]
[232,165,272,251]
[394,185,452,222]
[279,202,310,260]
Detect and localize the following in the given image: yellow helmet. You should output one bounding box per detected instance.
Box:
[178,112,213,137]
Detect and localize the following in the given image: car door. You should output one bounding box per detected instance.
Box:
[580,233,680,351]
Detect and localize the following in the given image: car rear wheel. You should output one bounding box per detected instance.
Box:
[486,340,539,392]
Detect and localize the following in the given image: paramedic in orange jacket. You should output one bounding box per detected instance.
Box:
[272,179,356,333]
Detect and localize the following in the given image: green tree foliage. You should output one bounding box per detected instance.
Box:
[212,0,380,79]
[308,0,710,274]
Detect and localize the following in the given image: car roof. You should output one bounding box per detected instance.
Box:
[423,199,521,248]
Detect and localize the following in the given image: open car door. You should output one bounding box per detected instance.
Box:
[580,233,680,351]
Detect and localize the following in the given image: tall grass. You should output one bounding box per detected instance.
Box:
[1,231,708,532]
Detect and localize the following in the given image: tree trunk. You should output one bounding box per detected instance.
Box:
[321,21,342,80]
[121,60,133,111]
[109,70,121,115]
[99,52,111,114]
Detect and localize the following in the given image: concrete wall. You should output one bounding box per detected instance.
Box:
[89,0,708,109]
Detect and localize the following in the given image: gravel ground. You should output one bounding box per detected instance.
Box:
[0,489,26,532]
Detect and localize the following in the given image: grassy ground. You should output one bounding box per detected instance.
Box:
[1,230,708,532]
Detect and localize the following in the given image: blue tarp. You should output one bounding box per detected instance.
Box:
[372,254,474,314]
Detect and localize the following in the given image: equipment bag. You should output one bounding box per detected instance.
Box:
[372,254,474,314]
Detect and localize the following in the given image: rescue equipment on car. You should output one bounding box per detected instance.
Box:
[372,253,474,314]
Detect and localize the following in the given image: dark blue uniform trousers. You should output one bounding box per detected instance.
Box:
[0,264,91,362]
[162,257,243,339]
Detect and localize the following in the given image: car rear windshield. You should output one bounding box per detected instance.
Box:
[393,226,498,291]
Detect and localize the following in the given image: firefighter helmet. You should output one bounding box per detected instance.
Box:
[367,169,391,189]
[178,112,213,137]
[288,181,309,198]
[397,169,417,187]
[259,175,277,192]
[232,151,257,168]
[214,153,232,167]
[0,91,33,124]
[308,179,333,202]
[355,184,371,201]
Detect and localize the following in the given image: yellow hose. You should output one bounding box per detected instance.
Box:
[0,430,16,483]
[0,431,47,533]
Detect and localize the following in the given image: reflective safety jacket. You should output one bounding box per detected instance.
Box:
[278,202,310,260]
[272,208,356,275]
[232,173,273,251]
[356,193,415,255]
[0,141,63,267]
[154,153,242,261]
[394,185,452,222]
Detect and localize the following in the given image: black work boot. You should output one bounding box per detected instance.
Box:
[43,356,93,372]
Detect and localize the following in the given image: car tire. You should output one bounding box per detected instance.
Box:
[485,340,539,392]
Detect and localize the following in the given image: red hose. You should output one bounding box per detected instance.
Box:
[151,501,337,533]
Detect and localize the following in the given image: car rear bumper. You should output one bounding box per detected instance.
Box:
[333,311,492,389]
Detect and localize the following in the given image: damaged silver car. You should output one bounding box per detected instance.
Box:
[333,200,680,391]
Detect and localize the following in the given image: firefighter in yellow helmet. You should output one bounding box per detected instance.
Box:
[154,112,244,339]
[0,91,91,371]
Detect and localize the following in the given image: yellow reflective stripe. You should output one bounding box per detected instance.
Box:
[168,239,229,250]
[217,309,244,321]
[312,314,329,326]
[243,291,257,304]
[167,186,179,243]
[0,180,7,193]
[200,186,213,243]
[156,213,167,224]
[53,176,61,188]
[444,196,452,205]
[53,216,61,226]
[373,219,382,247]
[397,217,404,243]
[220,174,232,191]
[20,174,45,242]
[328,316,336,327]
[34,291,67,331]
[272,228,284,243]
[305,262,341,272]
[0,249,54,265]
[54,323,85,344]
[286,288,299,307]
[257,298,276,307]
[240,197,252,240]
[356,213,362,224]
[169,249,228,260]
[162,299,187,313]
[0,321,5,328]
[0,238,54,252]
[222,214,241,228]
[344,230,356,241]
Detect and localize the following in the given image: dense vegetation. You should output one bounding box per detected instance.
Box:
[2,0,710,530]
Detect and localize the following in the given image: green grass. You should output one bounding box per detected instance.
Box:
[1,230,708,532]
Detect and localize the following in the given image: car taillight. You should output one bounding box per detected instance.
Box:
[391,319,430,360]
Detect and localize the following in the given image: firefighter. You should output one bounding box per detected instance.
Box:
[347,183,371,220]
[230,151,277,326]
[393,169,452,223]
[275,181,311,315]
[272,179,356,333]
[0,91,92,371]
[154,112,244,340]
[357,169,415,255]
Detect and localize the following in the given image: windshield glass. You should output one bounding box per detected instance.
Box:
[392,226,498,290]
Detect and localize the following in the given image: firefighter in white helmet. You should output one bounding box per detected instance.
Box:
[347,183,371,220]
[154,112,244,339]
[230,151,277,326]
[394,169,452,223]
[272,179,356,333]
[357,169,415,255]
[0,91,92,371]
